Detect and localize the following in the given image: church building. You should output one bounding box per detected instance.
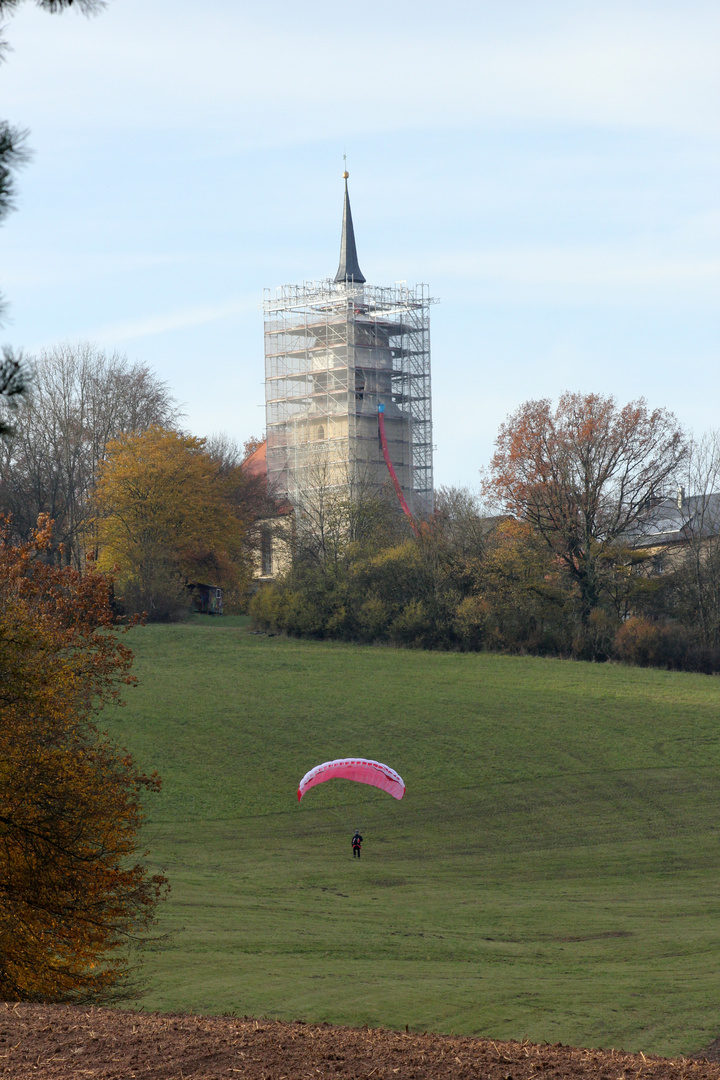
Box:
[262,173,434,520]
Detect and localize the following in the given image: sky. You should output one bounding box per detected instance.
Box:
[1,0,719,489]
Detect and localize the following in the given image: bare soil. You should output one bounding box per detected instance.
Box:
[2,1005,720,1080]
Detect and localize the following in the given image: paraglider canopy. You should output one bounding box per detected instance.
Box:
[297,758,405,802]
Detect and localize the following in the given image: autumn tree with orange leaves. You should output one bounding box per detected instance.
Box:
[484,393,688,623]
[0,516,167,1002]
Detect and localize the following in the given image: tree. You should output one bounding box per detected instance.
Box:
[665,432,720,648]
[0,52,30,328]
[205,432,286,595]
[0,343,179,568]
[0,347,27,436]
[0,515,167,1002]
[94,427,251,619]
[468,518,573,654]
[242,433,265,460]
[425,486,495,600]
[0,94,30,423]
[485,393,688,623]
[207,431,279,533]
[0,1,102,17]
[250,484,501,648]
[290,451,408,575]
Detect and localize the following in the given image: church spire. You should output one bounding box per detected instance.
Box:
[334,171,366,285]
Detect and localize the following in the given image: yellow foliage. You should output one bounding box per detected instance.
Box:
[94,427,249,613]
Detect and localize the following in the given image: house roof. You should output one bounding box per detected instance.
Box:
[629,493,720,548]
[241,439,293,517]
[242,439,267,479]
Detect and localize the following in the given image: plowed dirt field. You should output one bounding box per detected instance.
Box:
[1,1005,718,1080]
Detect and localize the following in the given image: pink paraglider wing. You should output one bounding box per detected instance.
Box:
[297,758,405,801]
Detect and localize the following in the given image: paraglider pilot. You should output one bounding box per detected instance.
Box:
[352,830,363,858]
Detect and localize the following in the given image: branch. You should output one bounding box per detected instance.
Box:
[0,346,28,435]
[0,0,106,13]
[0,122,30,225]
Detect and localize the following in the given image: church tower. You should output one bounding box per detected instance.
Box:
[263,173,433,519]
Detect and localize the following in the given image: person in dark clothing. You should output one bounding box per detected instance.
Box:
[352,830,363,858]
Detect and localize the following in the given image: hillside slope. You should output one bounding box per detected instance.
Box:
[101,619,720,1056]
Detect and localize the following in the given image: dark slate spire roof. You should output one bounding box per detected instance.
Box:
[334,172,366,284]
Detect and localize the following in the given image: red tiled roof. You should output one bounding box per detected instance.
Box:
[242,440,267,479]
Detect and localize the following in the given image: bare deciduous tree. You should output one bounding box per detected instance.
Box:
[204,431,284,580]
[0,342,180,567]
[290,451,407,573]
[667,432,720,647]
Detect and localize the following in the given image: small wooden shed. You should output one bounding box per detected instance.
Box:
[187,582,223,615]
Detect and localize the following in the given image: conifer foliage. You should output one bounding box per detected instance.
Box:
[0,516,167,1002]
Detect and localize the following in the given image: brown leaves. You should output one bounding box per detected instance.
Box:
[484,393,688,621]
[0,518,167,1003]
[1,1007,718,1080]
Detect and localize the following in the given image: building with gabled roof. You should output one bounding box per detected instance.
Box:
[629,488,720,553]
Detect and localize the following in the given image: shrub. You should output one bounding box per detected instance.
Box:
[249,582,284,632]
[354,595,390,642]
[572,608,621,662]
[613,617,673,667]
[613,617,720,673]
[389,600,433,647]
[116,567,189,623]
[452,595,488,651]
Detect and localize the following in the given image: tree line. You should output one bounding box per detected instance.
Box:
[251,394,720,674]
[0,342,271,619]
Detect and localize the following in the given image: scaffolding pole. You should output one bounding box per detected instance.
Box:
[263,279,434,518]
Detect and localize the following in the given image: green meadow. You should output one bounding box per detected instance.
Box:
[103,616,720,1057]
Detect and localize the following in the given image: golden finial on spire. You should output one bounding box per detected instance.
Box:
[343,152,349,180]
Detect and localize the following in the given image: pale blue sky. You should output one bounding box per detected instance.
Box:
[2,0,718,488]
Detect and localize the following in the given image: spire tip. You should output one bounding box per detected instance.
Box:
[334,169,366,284]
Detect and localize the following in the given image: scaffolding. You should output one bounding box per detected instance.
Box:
[263,280,434,518]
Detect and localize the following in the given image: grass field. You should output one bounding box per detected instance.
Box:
[102,616,720,1057]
